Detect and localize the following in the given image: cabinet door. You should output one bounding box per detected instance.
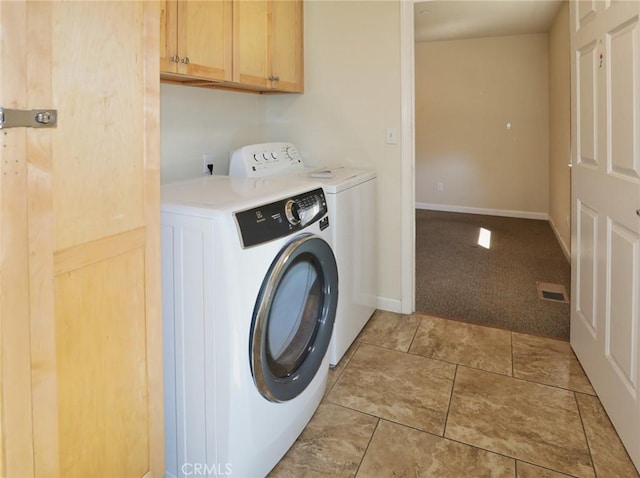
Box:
[160,0,178,73]
[234,0,304,93]
[270,0,304,93]
[0,2,163,477]
[160,0,178,72]
[162,0,232,82]
[233,0,271,89]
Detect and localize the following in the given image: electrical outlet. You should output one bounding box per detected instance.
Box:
[203,154,214,174]
[437,182,444,191]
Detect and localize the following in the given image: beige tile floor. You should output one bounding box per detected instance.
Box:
[270,311,640,478]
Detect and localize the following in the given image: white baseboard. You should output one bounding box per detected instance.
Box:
[377,296,402,314]
[548,216,571,262]
[415,202,549,221]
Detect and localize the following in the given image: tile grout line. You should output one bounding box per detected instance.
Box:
[353,418,381,477]
[325,340,362,397]
[510,331,515,378]
[406,313,422,352]
[573,391,599,478]
[442,364,458,439]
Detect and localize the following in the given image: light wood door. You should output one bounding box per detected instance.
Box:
[233,0,303,92]
[161,0,232,81]
[0,2,163,477]
[570,0,640,470]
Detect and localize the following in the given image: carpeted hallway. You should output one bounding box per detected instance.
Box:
[415,209,571,341]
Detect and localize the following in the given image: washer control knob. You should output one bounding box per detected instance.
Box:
[285,200,301,225]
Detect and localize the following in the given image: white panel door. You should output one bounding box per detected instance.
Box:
[570,0,640,470]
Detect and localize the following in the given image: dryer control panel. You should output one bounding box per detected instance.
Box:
[229,142,305,177]
[235,188,328,248]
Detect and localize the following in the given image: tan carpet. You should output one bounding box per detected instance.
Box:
[415,209,570,341]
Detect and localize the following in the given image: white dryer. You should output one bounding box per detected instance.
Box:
[161,175,338,478]
[229,142,377,366]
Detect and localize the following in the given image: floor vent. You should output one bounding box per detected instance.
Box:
[537,282,569,303]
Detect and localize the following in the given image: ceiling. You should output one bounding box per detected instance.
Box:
[414,0,564,43]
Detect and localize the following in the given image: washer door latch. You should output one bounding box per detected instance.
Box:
[0,107,57,129]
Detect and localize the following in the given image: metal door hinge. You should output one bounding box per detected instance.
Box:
[0,107,57,129]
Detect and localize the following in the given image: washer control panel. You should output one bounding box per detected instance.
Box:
[235,188,328,248]
[229,142,305,177]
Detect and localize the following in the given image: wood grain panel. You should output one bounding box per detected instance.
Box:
[1,2,162,476]
[52,2,146,251]
[234,0,269,88]
[55,249,149,478]
[26,1,60,476]
[160,0,175,73]
[271,0,303,93]
[142,1,164,473]
[54,227,146,276]
[178,0,232,81]
[0,1,35,476]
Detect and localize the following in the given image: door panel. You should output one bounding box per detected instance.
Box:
[578,0,597,27]
[55,249,149,477]
[0,2,163,477]
[570,0,640,470]
[577,41,598,166]
[576,200,598,333]
[607,220,638,386]
[608,18,639,178]
[52,2,146,251]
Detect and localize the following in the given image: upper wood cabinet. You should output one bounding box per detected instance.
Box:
[233,0,304,93]
[161,0,233,82]
[161,0,303,93]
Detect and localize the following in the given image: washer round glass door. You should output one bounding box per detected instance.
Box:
[251,233,338,402]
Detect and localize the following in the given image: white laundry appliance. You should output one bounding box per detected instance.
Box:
[161,175,338,478]
[229,142,377,366]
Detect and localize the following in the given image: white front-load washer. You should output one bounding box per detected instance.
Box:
[161,175,338,478]
[229,142,377,366]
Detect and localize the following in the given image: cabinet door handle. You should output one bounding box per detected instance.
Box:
[268,75,279,82]
[169,55,180,63]
[180,57,190,64]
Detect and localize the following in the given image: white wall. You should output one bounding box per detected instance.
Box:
[160,84,267,183]
[548,2,571,259]
[266,0,404,310]
[415,34,550,218]
[160,1,405,310]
